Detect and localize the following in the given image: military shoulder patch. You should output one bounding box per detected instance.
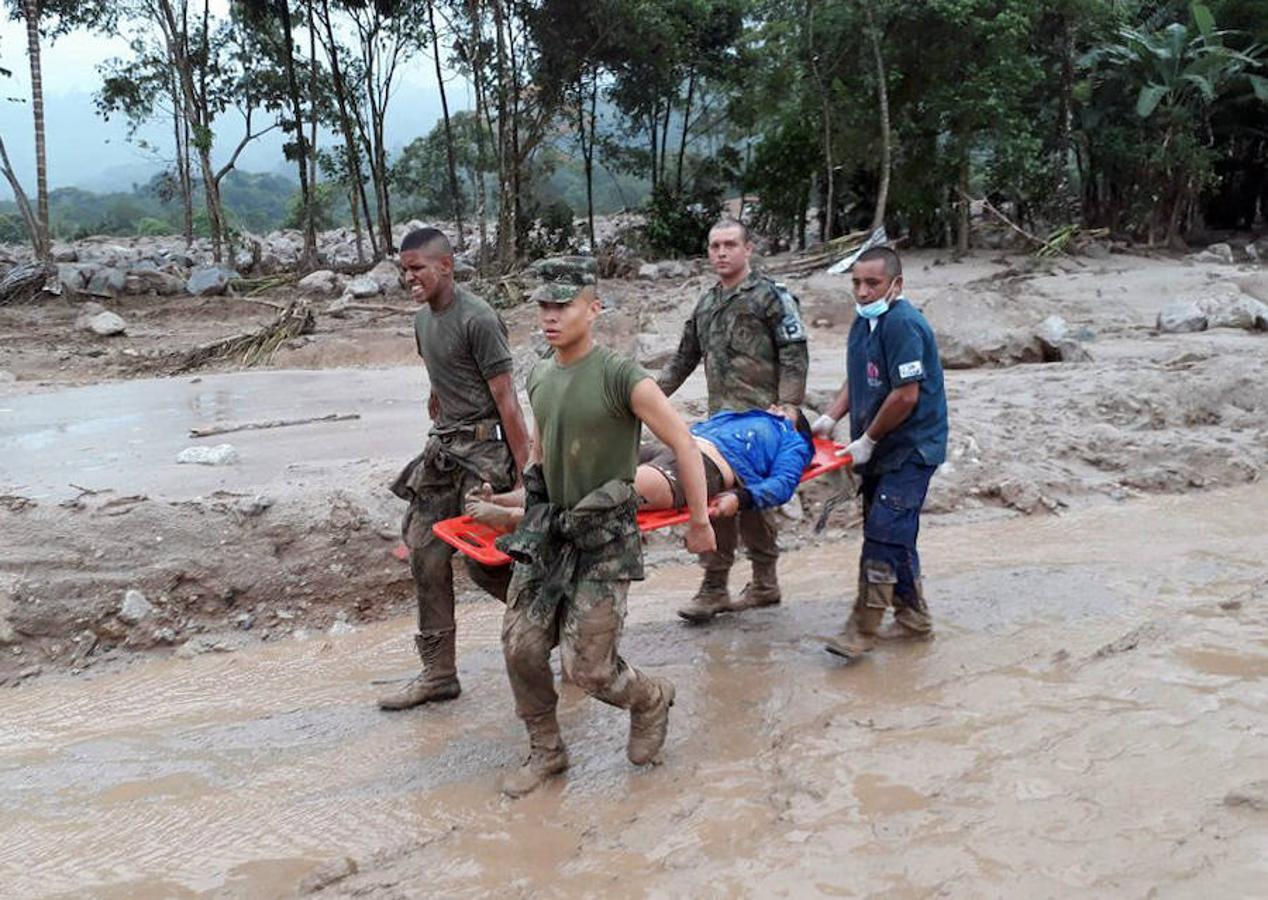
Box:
[898,360,924,379]
[770,282,807,344]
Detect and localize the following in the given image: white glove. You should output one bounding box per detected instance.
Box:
[837,432,875,464]
[811,414,837,438]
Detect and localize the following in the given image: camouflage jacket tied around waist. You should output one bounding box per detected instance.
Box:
[495,466,644,627]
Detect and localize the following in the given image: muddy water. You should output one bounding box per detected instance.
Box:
[2,485,1266,898]
[0,368,428,502]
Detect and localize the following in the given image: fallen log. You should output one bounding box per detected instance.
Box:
[189,412,361,438]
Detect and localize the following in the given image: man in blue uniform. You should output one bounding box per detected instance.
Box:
[811,247,948,661]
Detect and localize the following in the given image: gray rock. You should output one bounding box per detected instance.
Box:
[176,443,240,465]
[637,262,661,281]
[81,311,128,336]
[453,260,477,282]
[1203,293,1268,331]
[1082,241,1111,260]
[1035,315,1069,352]
[51,245,78,263]
[1156,301,1208,334]
[1246,243,1260,263]
[0,370,15,384]
[296,269,341,295]
[118,589,153,625]
[529,255,598,285]
[660,260,692,279]
[367,259,402,293]
[125,269,185,295]
[186,265,238,297]
[635,331,681,369]
[1055,339,1094,363]
[57,263,87,293]
[1194,242,1235,264]
[345,275,381,299]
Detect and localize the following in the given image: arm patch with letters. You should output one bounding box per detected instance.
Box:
[898,360,924,380]
[771,282,807,344]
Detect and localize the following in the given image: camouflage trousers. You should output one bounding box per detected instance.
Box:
[701,507,779,575]
[393,435,516,632]
[501,564,660,721]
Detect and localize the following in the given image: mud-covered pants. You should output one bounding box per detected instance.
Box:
[501,566,659,721]
[701,508,779,577]
[859,459,937,618]
[399,440,515,631]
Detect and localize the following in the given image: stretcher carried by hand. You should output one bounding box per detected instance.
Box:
[424,438,853,567]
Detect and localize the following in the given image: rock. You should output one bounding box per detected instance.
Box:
[125,269,185,295]
[1223,780,1268,812]
[298,857,358,894]
[635,331,681,369]
[176,443,240,465]
[235,494,273,517]
[327,292,355,314]
[1055,340,1093,363]
[1203,293,1268,331]
[80,311,128,337]
[1194,242,1235,264]
[453,260,477,282]
[1156,301,1208,334]
[176,636,236,658]
[328,619,355,637]
[0,370,15,384]
[57,263,87,294]
[660,260,692,279]
[995,479,1041,514]
[1035,315,1068,355]
[367,259,403,293]
[52,245,78,263]
[345,275,381,299]
[777,492,804,522]
[186,265,238,297]
[529,255,598,285]
[1246,243,1260,263]
[1082,241,1111,260]
[297,269,341,295]
[118,589,154,625]
[637,262,661,281]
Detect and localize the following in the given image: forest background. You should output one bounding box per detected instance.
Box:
[1,0,1266,272]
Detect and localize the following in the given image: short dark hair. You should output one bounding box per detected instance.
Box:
[400,227,452,255]
[709,218,749,244]
[855,246,902,277]
[794,409,813,447]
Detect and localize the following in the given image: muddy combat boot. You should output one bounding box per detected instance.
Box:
[736,560,781,610]
[501,715,569,798]
[677,570,732,624]
[878,582,934,641]
[824,606,885,661]
[377,630,462,710]
[627,677,676,765]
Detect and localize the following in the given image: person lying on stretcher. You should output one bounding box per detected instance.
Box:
[466,407,816,529]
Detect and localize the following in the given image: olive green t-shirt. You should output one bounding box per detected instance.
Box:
[527,346,650,509]
[413,287,513,434]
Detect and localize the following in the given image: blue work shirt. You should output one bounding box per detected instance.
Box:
[846,298,948,476]
[690,410,814,509]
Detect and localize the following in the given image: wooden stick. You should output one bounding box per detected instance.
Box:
[190,412,361,438]
[955,188,1085,266]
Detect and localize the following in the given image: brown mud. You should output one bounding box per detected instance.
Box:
[1,481,1264,897]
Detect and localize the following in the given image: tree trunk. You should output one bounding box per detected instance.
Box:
[956,151,970,257]
[648,104,659,192]
[863,2,890,234]
[469,12,491,268]
[318,0,376,258]
[580,70,597,249]
[348,186,364,261]
[675,70,695,194]
[306,0,319,207]
[278,0,318,271]
[22,0,50,260]
[0,133,41,256]
[490,0,516,271]
[428,0,466,250]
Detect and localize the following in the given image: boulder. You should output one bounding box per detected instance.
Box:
[186,265,238,297]
[297,269,341,295]
[57,263,88,294]
[345,275,382,298]
[118,589,153,625]
[81,311,128,336]
[176,443,240,465]
[1203,294,1268,331]
[1082,241,1112,260]
[529,255,598,285]
[1156,301,1208,334]
[1035,315,1069,355]
[366,259,403,293]
[660,260,692,279]
[1193,242,1235,265]
[51,245,78,263]
[637,262,661,281]
[124,269,185,295]
[635,331,681,369]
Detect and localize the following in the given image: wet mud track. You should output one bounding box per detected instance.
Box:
[2,484,1266,897]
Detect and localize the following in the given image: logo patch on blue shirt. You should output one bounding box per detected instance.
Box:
[898,360,924,379]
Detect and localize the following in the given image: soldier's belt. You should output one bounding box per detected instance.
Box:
[443,421,504,441]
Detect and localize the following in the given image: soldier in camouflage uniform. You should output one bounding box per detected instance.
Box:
[498,281,715,798]
[379,228,531,711]
[657,219,809,623]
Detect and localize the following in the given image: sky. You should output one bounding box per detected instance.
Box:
[0,5,470,201]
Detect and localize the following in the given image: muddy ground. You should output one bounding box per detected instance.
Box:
[1,247,1267,895]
